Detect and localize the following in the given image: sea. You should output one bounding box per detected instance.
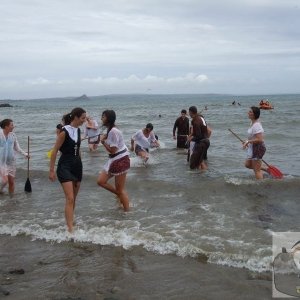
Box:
[1,93,300,275]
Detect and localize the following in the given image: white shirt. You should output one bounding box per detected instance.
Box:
[132,129,156,149]
[106,127,128,153]
[246,121,264,158]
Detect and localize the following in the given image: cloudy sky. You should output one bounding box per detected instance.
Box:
[1,0,300,99]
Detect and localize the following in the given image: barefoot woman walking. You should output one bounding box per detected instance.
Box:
[97,110,130,211]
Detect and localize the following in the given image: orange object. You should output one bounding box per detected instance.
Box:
[259,100,274,110]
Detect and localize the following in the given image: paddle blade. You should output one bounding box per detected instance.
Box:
[267,165,283,179]
[24,178,32,193]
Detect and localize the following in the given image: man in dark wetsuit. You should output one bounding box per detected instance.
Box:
[173,109,190,149]
[188,106,210,170]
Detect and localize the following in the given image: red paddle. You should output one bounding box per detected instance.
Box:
[228,129,283,179]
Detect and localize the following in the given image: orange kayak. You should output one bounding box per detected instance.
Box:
[259,104,274,110]
[259,100,274,110]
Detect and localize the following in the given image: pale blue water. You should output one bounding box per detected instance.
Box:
[0,93,300,272]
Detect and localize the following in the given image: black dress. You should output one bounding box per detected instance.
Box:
[57,128,82,183]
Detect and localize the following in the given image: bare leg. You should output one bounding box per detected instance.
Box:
[97,171,117,194]
[244,159,252,170]
[138,151,149,163]
[115,173,129,211]
[252,160,264,179]
[72,181,80,224]
[0,175,8,193]
[97,171,129,211]
[261,165,269,173]
[245,159,264,179]
[199,161,208,171]
[8,175,15,195]
[61,181,77,233]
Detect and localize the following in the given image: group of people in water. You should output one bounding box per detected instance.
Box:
[0,104,267,232]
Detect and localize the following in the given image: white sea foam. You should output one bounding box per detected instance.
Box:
[0,222,272,273]
[129,154,159,167]
[225,176,256,185]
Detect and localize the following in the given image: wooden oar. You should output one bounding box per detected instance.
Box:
[24,136,32,192]
[81,133,101,141]
[228,129,283,179]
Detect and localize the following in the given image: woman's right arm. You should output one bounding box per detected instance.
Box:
[49,131,65,181]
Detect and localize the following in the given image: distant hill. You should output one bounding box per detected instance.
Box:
[73,94,90,101]
[0,103,13,107]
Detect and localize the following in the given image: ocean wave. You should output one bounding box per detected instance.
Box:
[0,222,272,273]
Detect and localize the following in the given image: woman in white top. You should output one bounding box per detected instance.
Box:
[97,110,130,211]
[0,119,29,194]
[242,106,266,179]
[130,123,159,163]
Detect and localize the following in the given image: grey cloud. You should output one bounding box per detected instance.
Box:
[0,0,299,98]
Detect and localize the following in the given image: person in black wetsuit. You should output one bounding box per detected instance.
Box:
[49,107,86,233]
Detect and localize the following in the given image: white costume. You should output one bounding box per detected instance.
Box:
[246,122,264,159]
[103,127,129,174]
[84,120,100,143]
[0,129,27,179]
[131,129,157,151]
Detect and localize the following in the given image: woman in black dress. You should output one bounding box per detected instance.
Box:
[49,107,86,233]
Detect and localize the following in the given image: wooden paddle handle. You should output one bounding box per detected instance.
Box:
[27,136,30,177]
[228,129,244,143]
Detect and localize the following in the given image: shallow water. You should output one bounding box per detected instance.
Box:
[1,93,300,274]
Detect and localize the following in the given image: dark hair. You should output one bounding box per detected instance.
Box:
[63,107,86,125]
[146,123,153,131]
[102,110,116,134]
[181,109,187,114]
[0,119,13,129]
[251,106,260,119]
[188,106,197,114]
[56,123,63,130]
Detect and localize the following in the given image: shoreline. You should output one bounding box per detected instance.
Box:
[0,234,272,299]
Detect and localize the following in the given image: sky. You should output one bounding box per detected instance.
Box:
[0,0,300,99]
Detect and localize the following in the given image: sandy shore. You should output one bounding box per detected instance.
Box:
[0,235,272,300]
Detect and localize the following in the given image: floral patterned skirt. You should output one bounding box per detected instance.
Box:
[109,155,130,176]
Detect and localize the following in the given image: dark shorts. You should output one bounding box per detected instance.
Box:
[109,155,130,176]
[252,142,266,159]
[134,144,149,156]
[57,155,82,183]
[190,139,210,169]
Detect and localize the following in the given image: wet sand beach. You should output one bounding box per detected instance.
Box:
[0,235,272,300]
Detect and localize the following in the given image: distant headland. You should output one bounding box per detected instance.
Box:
[73,94,90,101]
[0,103,13,108]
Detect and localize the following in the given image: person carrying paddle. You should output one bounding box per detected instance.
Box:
[0,119,29,194]
[242,106,266,179]
[49,107,86,233]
